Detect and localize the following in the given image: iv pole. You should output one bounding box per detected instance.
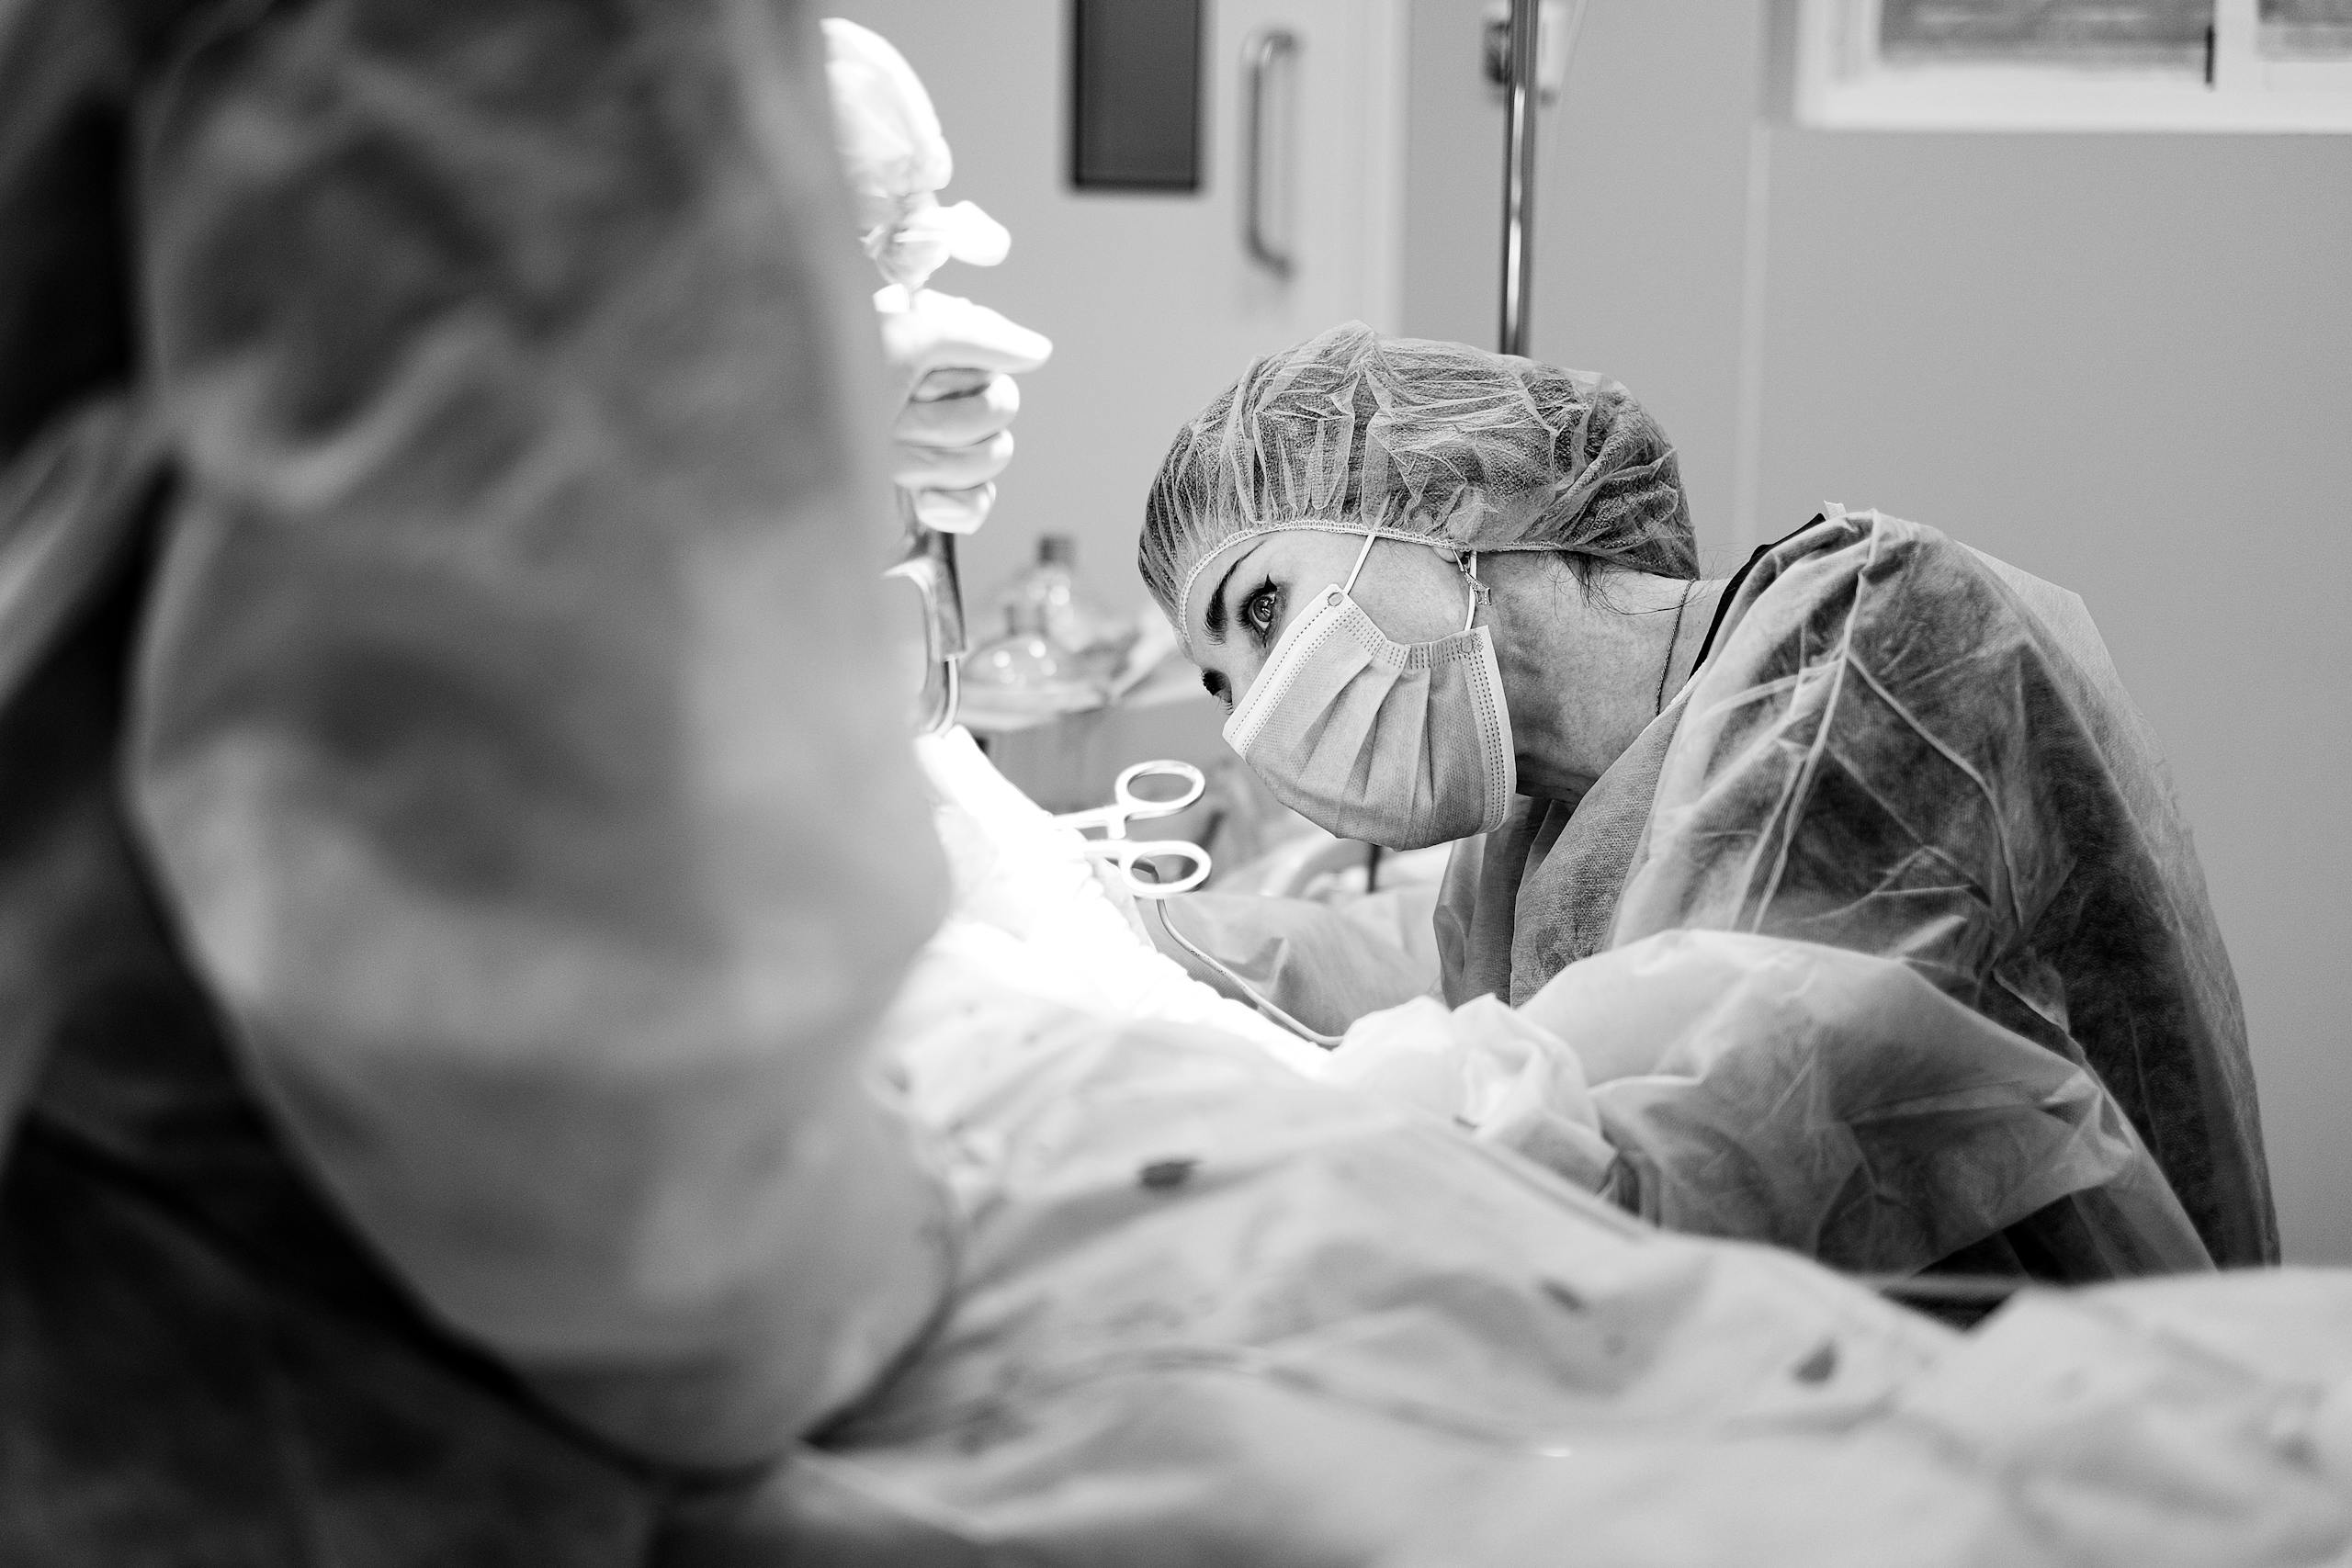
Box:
[1368,0,1544,895]
[1498,0,1541,356]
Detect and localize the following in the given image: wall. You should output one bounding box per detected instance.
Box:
[1404,0,1766,572]
[1405,0,2352,1261]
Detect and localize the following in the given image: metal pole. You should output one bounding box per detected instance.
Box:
[1498,0,1540,356]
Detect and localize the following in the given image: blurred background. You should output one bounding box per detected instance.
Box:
[831,0,2352,1263]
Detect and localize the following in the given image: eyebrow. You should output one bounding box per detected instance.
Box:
[1203,547,1257,645]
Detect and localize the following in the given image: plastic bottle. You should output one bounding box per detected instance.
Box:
[958,536,1145,731]
[995,534,1136,680]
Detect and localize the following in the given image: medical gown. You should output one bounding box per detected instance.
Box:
[1439,509,2276,1271]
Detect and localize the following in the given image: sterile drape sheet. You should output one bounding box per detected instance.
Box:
[697,733,2352,1565]
[682,942,2352,1565]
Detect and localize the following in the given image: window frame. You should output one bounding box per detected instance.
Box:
[1793,0,2352,131]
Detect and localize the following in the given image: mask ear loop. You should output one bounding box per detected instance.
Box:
[1341,528,1380,598]
[1345,532,1490,632]
[1460,551,1489,633]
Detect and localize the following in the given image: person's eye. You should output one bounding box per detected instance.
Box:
[1201,669,1230,709]
[1242,581,1280,640]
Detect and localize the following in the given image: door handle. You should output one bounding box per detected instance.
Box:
[1242,28,1298,277]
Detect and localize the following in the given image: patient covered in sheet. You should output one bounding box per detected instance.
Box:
[705,734,2352,1567]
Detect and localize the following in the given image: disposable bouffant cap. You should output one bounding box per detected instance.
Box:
[1138,322,1697,647]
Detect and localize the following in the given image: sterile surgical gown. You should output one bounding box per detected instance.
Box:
[0,0,950,1559]
[1438,508,2277,1273]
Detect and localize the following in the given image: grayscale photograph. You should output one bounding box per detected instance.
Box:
[1,0,2346,1562]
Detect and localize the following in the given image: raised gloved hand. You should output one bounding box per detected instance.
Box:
[823,19,1053,536]
[876,285,1053,535]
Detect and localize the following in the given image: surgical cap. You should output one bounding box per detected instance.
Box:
[1140,322,1698,640]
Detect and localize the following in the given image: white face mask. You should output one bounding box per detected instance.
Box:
[1221,532,1515,851]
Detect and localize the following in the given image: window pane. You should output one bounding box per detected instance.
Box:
[1881,0,2214,68]
[2261,0,2352,58]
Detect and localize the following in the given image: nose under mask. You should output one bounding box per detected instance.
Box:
[1221,531,1515,851]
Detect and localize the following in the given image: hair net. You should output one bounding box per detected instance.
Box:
[1139,322,1697,640]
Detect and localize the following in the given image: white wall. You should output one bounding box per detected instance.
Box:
[1406,0,2352,1261]
[1404,0,1766,572]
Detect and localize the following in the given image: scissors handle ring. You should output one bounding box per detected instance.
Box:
[1112,759,1205,817]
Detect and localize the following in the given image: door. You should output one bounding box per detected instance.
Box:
[823,0,1409,618]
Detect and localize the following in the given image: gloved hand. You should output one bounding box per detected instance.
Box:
[876,285,1053,535]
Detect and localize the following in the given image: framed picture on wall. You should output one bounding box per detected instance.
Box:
[1792,0,2352,130]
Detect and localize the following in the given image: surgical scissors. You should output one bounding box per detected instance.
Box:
[1055,760,1213,898]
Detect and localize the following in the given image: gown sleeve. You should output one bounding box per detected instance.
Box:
[122,0,953,1466]
[1609,512,2272,1269]
[1611,518,2057,998]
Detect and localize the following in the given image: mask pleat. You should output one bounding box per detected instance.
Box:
[1426,651,1483,830]
[1313,660,1401,818]
[1282,619,1378,760]
[1379,666,1434,837]
[1228,588,1513,851]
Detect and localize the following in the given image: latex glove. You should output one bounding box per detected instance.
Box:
[876,285,1053,535]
